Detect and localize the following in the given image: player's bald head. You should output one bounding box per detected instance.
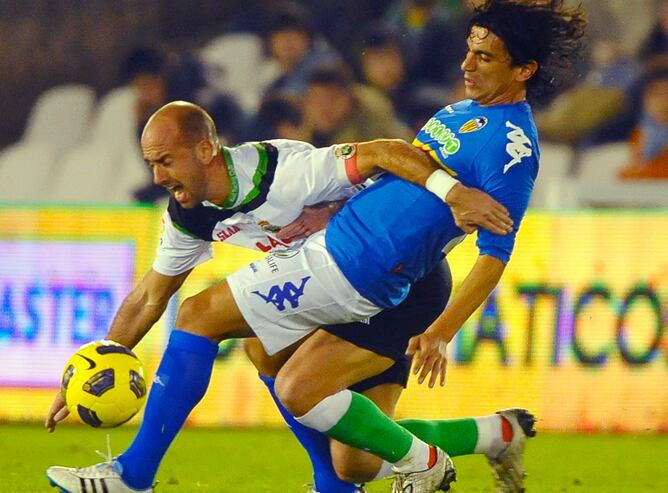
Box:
[142,101,220,150]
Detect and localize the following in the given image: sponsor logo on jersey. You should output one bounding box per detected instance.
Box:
[334,143,357,160]
[265,255,280,274]
[251,276,311,311]
[215,225,241,241]
[459,117,488,133]
[504,121,532,174]
[422,117,461,156]
[256,236,292,252]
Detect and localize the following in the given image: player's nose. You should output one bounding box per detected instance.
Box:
[461,52,475,72]
[152,165,169,186]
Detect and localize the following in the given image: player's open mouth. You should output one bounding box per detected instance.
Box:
[167,185,186,202]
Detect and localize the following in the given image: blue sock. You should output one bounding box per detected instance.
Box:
[258,373,358,493]
[118,330,218,489]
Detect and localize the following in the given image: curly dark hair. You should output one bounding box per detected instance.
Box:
[469,0,587,104]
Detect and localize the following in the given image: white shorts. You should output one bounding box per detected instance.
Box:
[227,231,381,355]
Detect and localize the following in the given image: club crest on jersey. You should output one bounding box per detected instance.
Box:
[258,220,281,233]
[252,276,311,311]
[459,117,488,133]
[273,248,300,259]
[334,144,357,160]
[422,117,460,156]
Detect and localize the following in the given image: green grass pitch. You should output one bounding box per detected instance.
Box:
[3,423,667,492]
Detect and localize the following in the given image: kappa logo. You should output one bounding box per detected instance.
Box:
[422,117,461,156]
[504,121,532,174]
[252,276,311,311]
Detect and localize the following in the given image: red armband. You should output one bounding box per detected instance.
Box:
[334,143,363,185]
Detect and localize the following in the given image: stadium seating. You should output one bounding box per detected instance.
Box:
[50,142,147,204]
[49,143,121,203]
[0,143,59,202]
[22,84,96,155]
[88,86,138,151]
[200,33,276,113]
[532,143,577,209]
[575,142,668,207]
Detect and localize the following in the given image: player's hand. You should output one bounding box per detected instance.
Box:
[445,183,513,235]
[406,332,449,388]
[45,391,69,432]
[276,202,342,240]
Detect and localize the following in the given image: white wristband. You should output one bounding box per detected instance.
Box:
[425,169,459,202]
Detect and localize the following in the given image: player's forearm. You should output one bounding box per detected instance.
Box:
[357,139,462,202]
[105,268,189,349]
[357,139,438,185]
[106,292,168,349]
[430,255,506,342]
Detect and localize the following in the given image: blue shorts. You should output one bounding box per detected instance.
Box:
[322,259,452,393]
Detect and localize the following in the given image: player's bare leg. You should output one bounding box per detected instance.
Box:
[275,330,455,493]
[275,330,395,416]
[47,280,256,493]
[330,383,403,484]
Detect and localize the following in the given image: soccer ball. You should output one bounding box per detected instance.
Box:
[61,340,147,428]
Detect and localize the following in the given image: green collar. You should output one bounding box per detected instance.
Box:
[220,146,239,208]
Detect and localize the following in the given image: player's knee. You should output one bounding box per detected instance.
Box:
[175,294,208,331]
[274,370,320,416]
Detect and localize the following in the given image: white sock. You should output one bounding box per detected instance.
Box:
[373,460,394,480]
[391,436,433,473]
[474,415,511,457]
[294,390,352,432]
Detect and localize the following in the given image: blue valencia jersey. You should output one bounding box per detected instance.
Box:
[326,99,539,308]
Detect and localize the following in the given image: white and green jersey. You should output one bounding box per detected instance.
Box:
[153,139,357,276]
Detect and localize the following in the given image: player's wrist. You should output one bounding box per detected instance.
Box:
[425,170,460,202]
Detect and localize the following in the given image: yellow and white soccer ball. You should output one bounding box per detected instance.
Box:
[60,340,147,428]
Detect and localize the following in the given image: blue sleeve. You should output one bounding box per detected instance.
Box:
[474,129,538,264]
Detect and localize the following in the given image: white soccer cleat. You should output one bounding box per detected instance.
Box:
[46,461,153,493]
[391,446,456,493]
[486,408,537,493]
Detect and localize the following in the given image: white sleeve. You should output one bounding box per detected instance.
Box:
[270,143,362,207]
[152,211,213,276]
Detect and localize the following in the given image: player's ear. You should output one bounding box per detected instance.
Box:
[196,139,216,164]
[516,60,538,83]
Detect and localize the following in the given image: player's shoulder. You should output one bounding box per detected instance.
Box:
[167,197,235,241]
[465,101,538,148]
[423,99,511,139]
[478,102,539,179]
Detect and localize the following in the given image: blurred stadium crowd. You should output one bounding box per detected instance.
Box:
[0,0,666,207]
